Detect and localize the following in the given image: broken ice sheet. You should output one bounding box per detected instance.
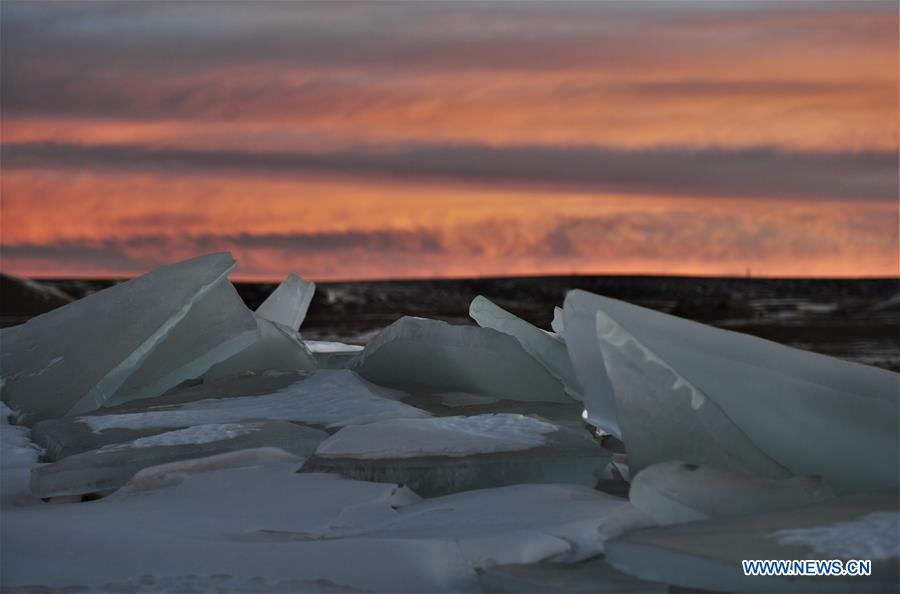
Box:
[350,316,571,403]
[76,370,430,433]
[303,414,610,496]
[32,372,307,461]
[629,460,835,526]
[469,296,582,401]
[315,414,559,459]
[256,274,316,331]
[31,419,328,499]
[584,291,900,493]
[2,465,476,593]
[203,316,317,381]
[105,277,259,407]
[605,489,899,593]
[1,253,236,424]
[274,481,655,568]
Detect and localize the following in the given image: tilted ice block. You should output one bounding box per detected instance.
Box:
[204,316,316,381]
[586,291,900,493]
[255,274,315,331]
[31,419,328,498]
[469,296,582,401]
[630,461,835,526]
[349,316,571,403]
[606,490,899,593]
[105,278,259,407]
[302,414,610,496]
[1,253,235,425]
[562,292,621,437]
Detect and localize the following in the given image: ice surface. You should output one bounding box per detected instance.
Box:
[2,462,651,592]
[584,291,899,492]
[350,316,571,403]
[315,414,558,459]
[1,253,235,424]
[286,482,654,565]
[105,278,259,406]
[606,489,899,593]
[204,316,317,381]
[470,296,582,401]
[478,559,667,593]
[31,419,327,498]
[77,370,429,433]
[562,291,621,436]
[303,416,610,496]
[629,461,835,526]
[256,274,316,331]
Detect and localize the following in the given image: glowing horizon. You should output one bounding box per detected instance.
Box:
[2,2,897,280]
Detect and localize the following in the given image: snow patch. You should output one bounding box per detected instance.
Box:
[101,423,259,450]
[771,511,900,561]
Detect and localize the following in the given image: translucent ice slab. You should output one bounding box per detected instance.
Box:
[105,278,259,406]
[469,296,582,401]
[606,489,899,593]
[302,414,609,496]
[255,274,315,331]
[31,419,327,498]
[1,253,235,424]
[568,290,900,493]
[204,316,317,381]
[562,291,621,436]
[630,461,835,526]
[350,316,571,403]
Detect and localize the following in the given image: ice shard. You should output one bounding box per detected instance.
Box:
[1,253,235,425]
[581,290,899,493]
[31,419,328,498]
[305,340,364,370]
[562,291,621,436]
[630,461,835,526]
[104,278,259,407]
[606,490,899,593]
[469,296,582,401]
[203,316,317,381]
[302,414,609,496]
[550,306,566,337]
[256,274,315,331]
[350,316,571,403]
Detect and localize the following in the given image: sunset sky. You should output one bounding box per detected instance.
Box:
[1,1,897,280]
